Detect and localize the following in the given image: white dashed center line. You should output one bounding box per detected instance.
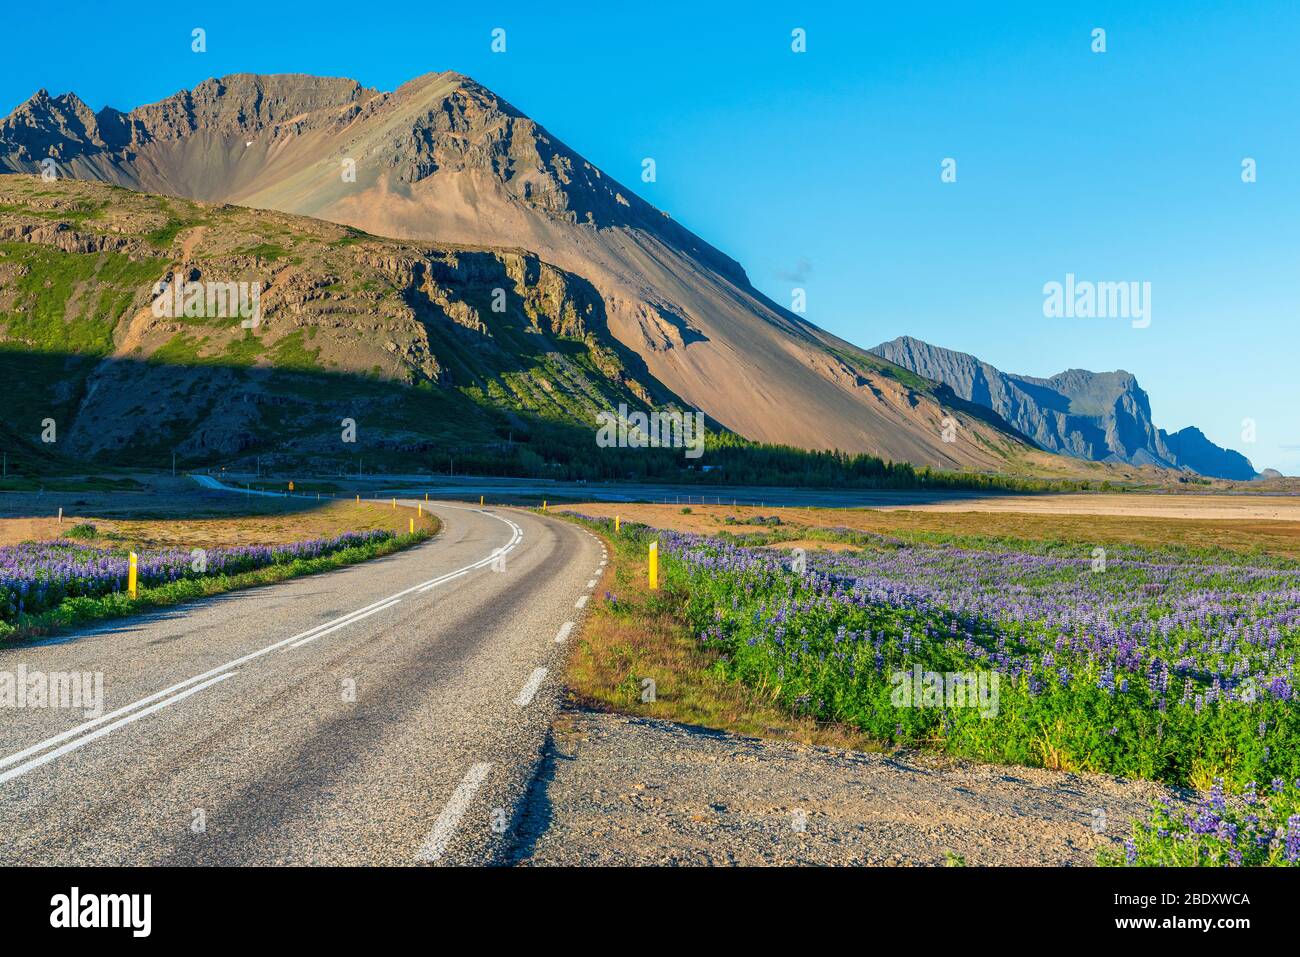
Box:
[554,622,575,643]
[575,595,588,609]
[416,762,492,863]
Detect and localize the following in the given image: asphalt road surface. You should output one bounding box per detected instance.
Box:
[0,501,605,865]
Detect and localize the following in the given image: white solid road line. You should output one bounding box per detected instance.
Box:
[415,762,493,863]
[554,622,575,643]
[575,595,588,609]
[0,672,236,786]
[0,498,525,785]
[513,668,549,707]
[417,521,522,593]
[288,599,402,648]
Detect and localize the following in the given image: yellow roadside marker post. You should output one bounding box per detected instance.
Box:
[425,492,428,502]
[615,514,620,533]
[543,500,547,513]
[409,517,415,534]
[480,495,484,507]
[392,498,396,509]
[128,552,138,599]
[648,541,659,590]
[356,494,360,504]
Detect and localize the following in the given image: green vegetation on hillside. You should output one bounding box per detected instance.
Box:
[0,241,165,353]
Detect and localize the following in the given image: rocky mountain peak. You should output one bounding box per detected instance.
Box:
[127,73,377,142]
[1,89,110,157]
[870,336,1256,480]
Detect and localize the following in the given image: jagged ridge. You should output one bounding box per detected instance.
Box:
[869,336,1256,480]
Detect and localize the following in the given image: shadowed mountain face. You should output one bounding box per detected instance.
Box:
[0,175,683,473]
[0,71,1053,472]
[870,336,1257,480]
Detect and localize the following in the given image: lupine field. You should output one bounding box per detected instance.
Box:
[0,531,394,628]
[593,519,1300,796]
[1100,778,1300,866]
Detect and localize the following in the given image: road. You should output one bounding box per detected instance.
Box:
[0,500,605,865]
[198,472,1300,519]
[204,471,1012,508]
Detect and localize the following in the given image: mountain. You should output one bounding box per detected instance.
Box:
[869,336,1257,480]
[0,175,681,473]
[1159,426,1259,482]
[0,72,1057,473]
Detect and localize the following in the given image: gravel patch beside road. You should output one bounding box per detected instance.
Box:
[511,707,1183,866]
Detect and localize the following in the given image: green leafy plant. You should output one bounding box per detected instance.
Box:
[1102,779,1300,867]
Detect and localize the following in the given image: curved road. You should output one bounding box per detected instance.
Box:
[0,501,605,865]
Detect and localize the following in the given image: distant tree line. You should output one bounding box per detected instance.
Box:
[419,421,1104,494]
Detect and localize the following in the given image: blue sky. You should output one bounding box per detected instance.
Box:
[7,1,1297,472]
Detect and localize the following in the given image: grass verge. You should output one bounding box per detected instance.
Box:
[558,513,884,751]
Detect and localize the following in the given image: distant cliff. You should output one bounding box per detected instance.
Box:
[869,337,1257,480]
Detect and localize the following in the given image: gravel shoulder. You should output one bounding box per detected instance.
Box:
[511,706,1183,866]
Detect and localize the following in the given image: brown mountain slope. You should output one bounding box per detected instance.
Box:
[2,71,1053,471]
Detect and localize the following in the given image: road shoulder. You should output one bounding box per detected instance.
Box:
[510,705,1181,866]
